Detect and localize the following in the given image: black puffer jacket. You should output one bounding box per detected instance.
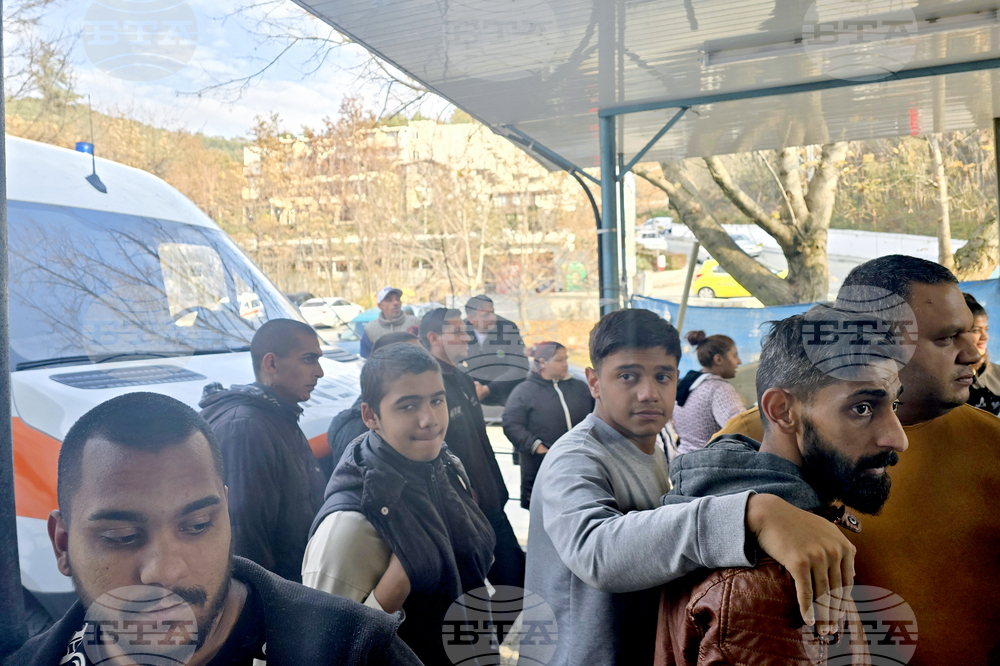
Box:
[199,382,325,583]
[502,372,593,508]
[311,431,496,665]
[440,364,509,516]
[324,395,367,479]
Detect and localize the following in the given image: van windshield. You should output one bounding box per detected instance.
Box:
[8,201,300,370]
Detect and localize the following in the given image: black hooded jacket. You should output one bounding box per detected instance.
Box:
[199,382,326,583]
[439,363,509,516]
[324,395,367,478]
[501,372,593,508]
[310,431,496,665]
[3,557,422,666]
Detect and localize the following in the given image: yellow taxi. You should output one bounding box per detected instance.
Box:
[691,259,787,299]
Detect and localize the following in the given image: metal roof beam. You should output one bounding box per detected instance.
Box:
[619,107,688,179]
[502,125,600,185]
[599,55,1000,118]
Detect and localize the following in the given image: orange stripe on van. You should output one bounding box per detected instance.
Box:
[309,433,331,459]
[12,417,61,520]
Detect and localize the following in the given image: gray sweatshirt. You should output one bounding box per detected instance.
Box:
[522,414,753,666]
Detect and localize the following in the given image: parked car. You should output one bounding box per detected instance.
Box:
[731,233,763,258]
[692,259,787,299]
[299,297,364,328]
[665,222,696,239]
[407,301,445,318]
[349,307,382,338]
[640,216,673,232]
[328,326,361,357]
[284,291,315,307]
[637,228,670,251]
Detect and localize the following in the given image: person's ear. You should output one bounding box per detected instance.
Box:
[585,366,600,401]
[262,352,277,374]
[361,402,381,431]
[713,353,723,367]
[48,510,71,577]
[759,387,798,435]
[426,331,440,349]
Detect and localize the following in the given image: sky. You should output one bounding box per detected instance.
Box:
[35,0,450,140]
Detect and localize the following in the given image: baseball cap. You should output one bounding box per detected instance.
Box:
[377,286,403,304]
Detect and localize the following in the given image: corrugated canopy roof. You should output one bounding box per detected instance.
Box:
[293,0,1000,170]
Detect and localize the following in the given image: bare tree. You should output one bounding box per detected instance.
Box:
[636,142,847,305]
[927,134,954,270]
[189,0,430,118]
[4,0,79,142]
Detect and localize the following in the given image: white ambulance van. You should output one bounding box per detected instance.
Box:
[7,136,360,629]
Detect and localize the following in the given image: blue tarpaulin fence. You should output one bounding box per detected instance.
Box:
[632,278,1000,379]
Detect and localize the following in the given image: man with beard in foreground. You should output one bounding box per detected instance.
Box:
[655,306,908,665]
[716,255,1000,665]
[6,392,421,666]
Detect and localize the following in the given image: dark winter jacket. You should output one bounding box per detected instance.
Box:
[3,557,423,666]
[461,317,530,406]
[324,395,367,478]
[311,431,496,665]
[502,372,593,508]
[199,382,326,583]
[969,360,1000,415]
[439,361,509,516]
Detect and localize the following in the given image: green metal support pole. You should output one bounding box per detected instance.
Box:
[599,115,621,315]
[598,0,620,315]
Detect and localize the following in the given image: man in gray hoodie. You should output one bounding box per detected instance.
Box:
[524,308,862,666]
[656,305,908,665]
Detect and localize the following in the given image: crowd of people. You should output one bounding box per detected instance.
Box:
[7,255,1000,666]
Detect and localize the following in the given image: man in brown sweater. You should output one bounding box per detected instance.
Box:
[716,255,1000,665]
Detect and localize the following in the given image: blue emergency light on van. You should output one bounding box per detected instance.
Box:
[75,142,94,154]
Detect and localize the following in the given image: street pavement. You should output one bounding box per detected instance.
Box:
[488,426,531,546]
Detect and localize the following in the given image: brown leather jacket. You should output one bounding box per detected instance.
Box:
[655,502,873,666]
[654,556,871,666]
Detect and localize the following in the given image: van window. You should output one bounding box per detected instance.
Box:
[159,243,229,317]
[8,201,299,370]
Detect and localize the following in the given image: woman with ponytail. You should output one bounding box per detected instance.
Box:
[965,293,1000,414]
[672,330,746,454]
[502,342,593,508]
